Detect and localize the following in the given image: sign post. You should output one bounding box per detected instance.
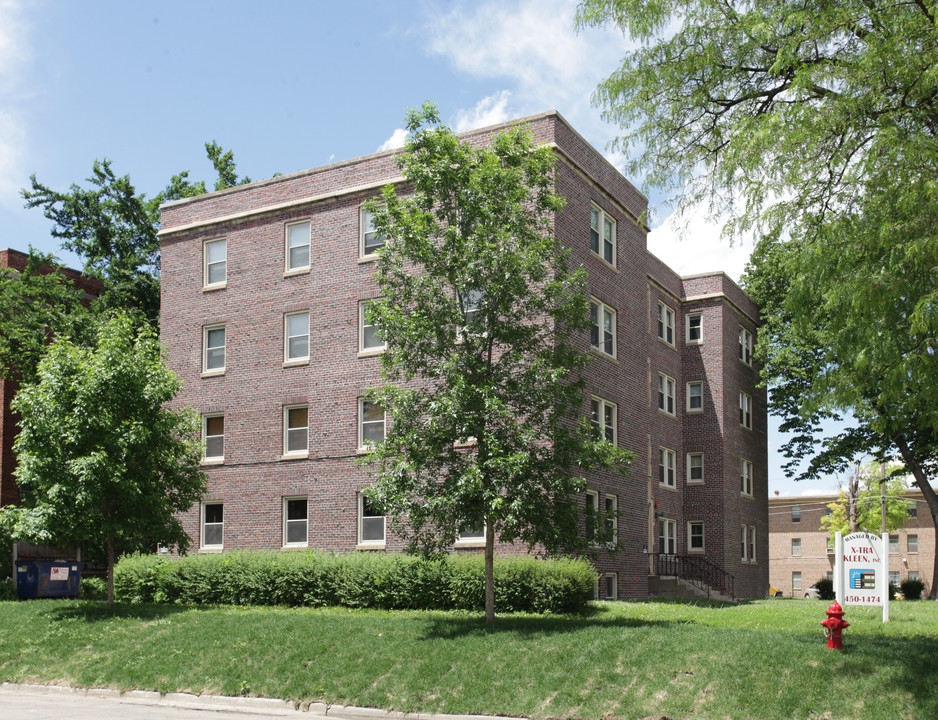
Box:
[835,531,889,622]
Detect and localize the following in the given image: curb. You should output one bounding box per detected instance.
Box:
[0,682,525,720]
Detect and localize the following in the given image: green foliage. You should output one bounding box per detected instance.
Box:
[80,576,108,601]
[0,577,14,601]
[361,105,631,624]
[112,551,596,614]
[0,312,206,601]
[812,578,834,601]
[205,141,252,191]
[820,463,912,543]
[900,578,925,600]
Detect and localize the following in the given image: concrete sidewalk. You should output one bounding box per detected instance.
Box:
[0,683,522,720]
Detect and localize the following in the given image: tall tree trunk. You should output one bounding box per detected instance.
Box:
[484,518,495,624]
[847,468,859,533]
[893,434,938,600]
[106,535,115,605]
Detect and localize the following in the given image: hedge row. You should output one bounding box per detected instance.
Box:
[114,550,597,613]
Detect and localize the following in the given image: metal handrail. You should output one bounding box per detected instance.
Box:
[650,553,736,600]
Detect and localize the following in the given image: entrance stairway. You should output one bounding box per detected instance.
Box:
[647,554,736,602]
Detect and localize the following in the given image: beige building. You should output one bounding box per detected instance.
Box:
[769,491,934,597]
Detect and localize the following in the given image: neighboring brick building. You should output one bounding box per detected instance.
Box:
[768,492,935,597]
[0,248,102,510]
[158,111,768,599]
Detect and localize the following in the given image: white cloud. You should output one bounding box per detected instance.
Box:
[0,0,29,89]
[0,0,30,207]
[377,128,408,152]
[453,91,512,133]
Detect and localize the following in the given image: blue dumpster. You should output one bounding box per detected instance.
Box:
[15,560,83,598]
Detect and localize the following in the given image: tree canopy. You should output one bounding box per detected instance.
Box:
[820,463,913,543]
[0,312,206,602]
[362,104,633,623]
[579,0,938,598]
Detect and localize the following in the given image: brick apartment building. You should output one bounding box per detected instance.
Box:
[0,248,102,511]
[158,111,768,599]
[768,492,935,597]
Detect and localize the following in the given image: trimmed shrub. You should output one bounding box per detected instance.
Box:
[81,576,108,600]
[114,550,597,614]
[813,578,835,600]
[900,578,926,600]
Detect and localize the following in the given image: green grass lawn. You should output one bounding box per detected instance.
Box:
[0,598,935,720]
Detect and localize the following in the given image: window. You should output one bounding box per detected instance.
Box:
[590,397,617,444]
[283,497,308,546]
[657,303,675,345]
[659,447,676,487]
[457,525,485,543]
[909,571,920,582]
[792,571,802,591]
[284,311,310,363]
[741,525,748,562]
[687,453,704,483]
[658,373,675,415]
[203,238,227,288]
[740,459,753,496]
[889,534,899,554]
[688,521,704,552]
[605,494,618,545]
[203,325,226,373]
[590,299,616,357]
[202,502,223,549]
[909,504,918,519]
[360,206,384,257]
[203,415,224,460]
[739,392,752,429]
[791,505,801,523]
[791,538,802,556]
[585,490,599,543]
[283,405,309,456]
[359,399,385,449]
[590,205,615,265]
[359,300,385,352]
[359,494,386,545]
[908,534,919,553]
[285,221,310,272]
[686,381,703,412]
[461,289,485,330]
[748,525,757,562]
[889,571,901,586]
[659,518,676,555]
[739,327,753,365]
[686,313,702,343]
[603,573,617,600]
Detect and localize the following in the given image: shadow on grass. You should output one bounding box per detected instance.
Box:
[846,634,938,711]
[41,600,212,623]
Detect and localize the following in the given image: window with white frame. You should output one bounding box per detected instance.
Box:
[203,238,227,288]
[909,571,920,582]
[283,497,308,546]
[739,327,753,365]
[739,391,752,429]
[659,447,676,487]
[603,572,617,600]
[585,490,599,543]
[203,415,224,460]
[889,534,899,553]
[791,538,802,556]
[590,299,616,357]
[461,289,485,331]
[657,303,675,345]
[360,206,384,257]
[590,396,617,444]
[792,571,802,590]
[284,311,310,363]
[605,494,618,545]
[740,459,753,496]
[283,405,309,456]
[285,221,311,272]
[457,524,485,543]
[686,381,703,412]
[791,505,801,522]
[359,300,385,352]
[359,494,386,545]
[909,534,919,553]
[203,325,226,373]
[359,399,385,449]
[741,525,748,562]
[688,521,704,552]
[659,518,676,555]
[658,373,675,415]
[749,525,756,562]
[202,502,223,549]
[889,570,901,586]
[590,205,616,266]
[686,313,702,343]
[909,504,918,518]
[687,453,704,484]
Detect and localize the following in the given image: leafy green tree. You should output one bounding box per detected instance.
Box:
[0,312,206,603]
[22,142,249,324]
[362,104,633,624]
[820,463,912,543]
[0,249,86,384]
[579,0,938,598]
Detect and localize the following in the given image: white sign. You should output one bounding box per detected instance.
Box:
[835,531,889,622]
[49,566,70,581]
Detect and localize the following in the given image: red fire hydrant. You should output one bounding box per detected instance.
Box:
[820,601,850,650]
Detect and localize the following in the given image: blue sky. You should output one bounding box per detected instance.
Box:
[0,0,843,497]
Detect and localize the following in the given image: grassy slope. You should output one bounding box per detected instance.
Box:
[0,599,935,720]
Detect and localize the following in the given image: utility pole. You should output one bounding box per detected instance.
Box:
[881,460,887,534]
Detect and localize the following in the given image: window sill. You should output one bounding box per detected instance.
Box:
[358,254,379,264]
[688,549,705,555]
[589,347,618,363]
[356,543,386,551]
[686,339,703,346]
[741,493,754,499]
[686,480,704,486]
[357,348,385,358]
[202,283,227,293]
[686,408,703,415]
[201,458,224,466]
[284,267,310,278]
[589,251,618,273]
[659,483,678,492]
[455,540,486,548]
[279,453,309,461]
[659,409,677,419]
[356,447,375,456]
[281,544,309,551]
[201,369,225,378]
[283,358,309,368]
[657,337,676,350]
[199,547,223,553]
